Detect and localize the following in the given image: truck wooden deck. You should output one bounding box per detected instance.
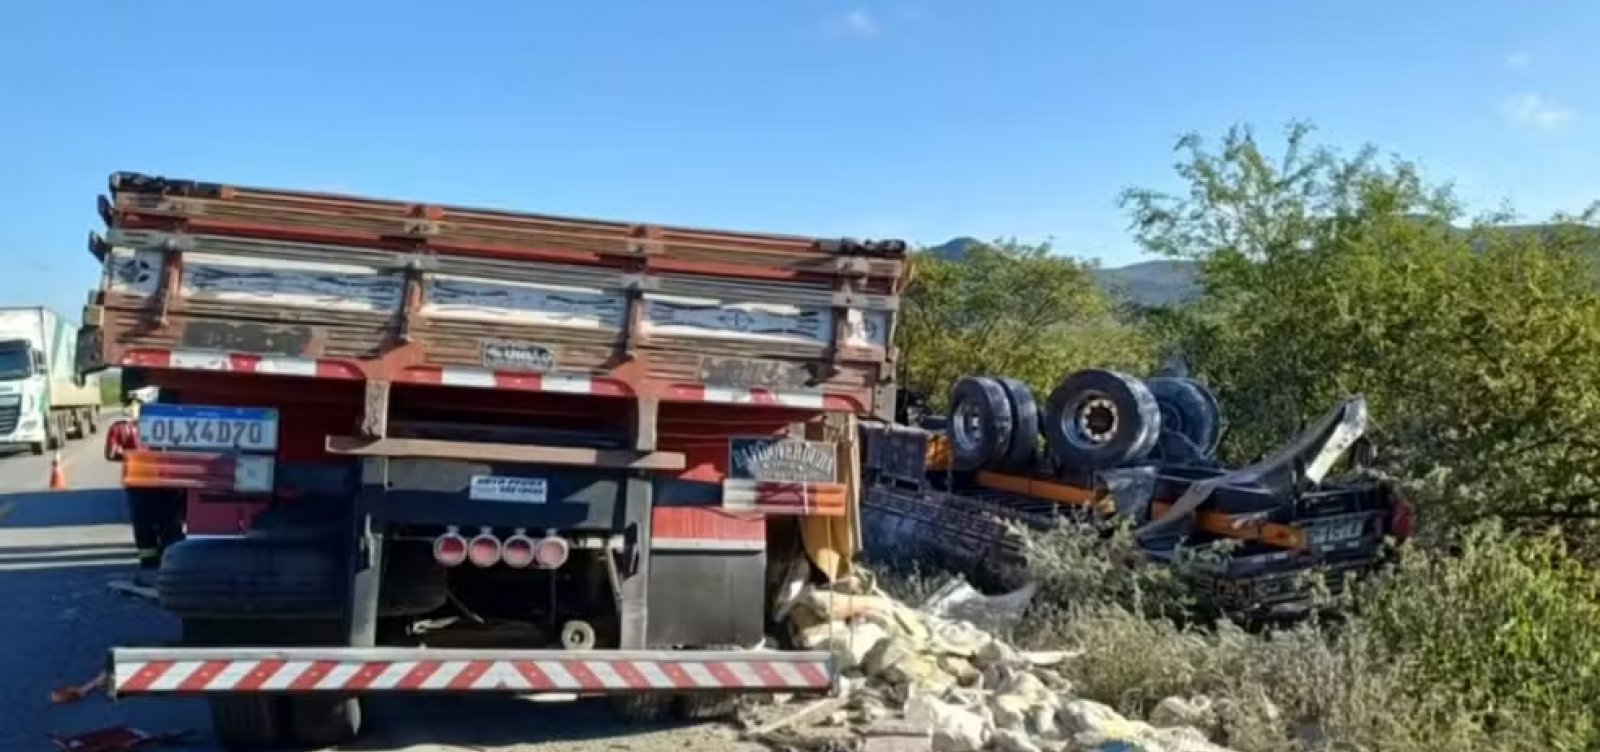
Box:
[81,172,905,748]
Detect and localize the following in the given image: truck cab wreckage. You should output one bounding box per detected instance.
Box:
[78,173,905,747]
[860,371,1413,620]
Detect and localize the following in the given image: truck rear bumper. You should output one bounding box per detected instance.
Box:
[110,647,834,698]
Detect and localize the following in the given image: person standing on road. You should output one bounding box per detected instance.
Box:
[105,395,185,583]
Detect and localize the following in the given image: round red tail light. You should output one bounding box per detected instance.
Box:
[501,534,537,569]
[433,532,468,568]
[534,536,570,569]
[468,531,502,568]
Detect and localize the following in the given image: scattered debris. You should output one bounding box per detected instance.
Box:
[50,671,108,704]
[758,573,1240,752]
[48,726,191,752]
[105,579,157,601]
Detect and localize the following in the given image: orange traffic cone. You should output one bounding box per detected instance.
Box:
[49,452,67,490]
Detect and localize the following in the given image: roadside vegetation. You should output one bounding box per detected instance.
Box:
[894,122,1600,751]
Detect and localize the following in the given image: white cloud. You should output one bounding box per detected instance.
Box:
[1503,93,1574,131]
[1506,51,1533,69]
[828,9,881,38]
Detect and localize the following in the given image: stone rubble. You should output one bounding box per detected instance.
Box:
[757,574,1242,752]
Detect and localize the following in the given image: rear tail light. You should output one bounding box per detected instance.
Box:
[433,527,468,568]
[468,528,502,568]
[501,530,537,569]
[534,534,570,569]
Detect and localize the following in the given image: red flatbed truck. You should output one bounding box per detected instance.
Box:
[79,172,905,747]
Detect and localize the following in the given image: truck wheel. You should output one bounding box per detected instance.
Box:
[1043,369,1161,471]
[996,377,1041,469]
[181,619,286,749]
[613,695,672,722]
[85,408,100,435]
[286,696,362,747]
[676,693,740,720]
[380,542,449,617]
[29,441,43,456]
[1147,376,1222,458]
[946,376,1014,470]
[45,418,61,450]
[160,538,343,619]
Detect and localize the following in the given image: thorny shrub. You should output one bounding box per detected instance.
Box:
[934,521,1600,752]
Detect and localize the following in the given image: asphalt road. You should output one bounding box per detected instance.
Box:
[0,428,766,752]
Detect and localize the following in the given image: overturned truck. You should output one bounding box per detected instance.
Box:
[80,173,904,747]
[859,370,1413,619]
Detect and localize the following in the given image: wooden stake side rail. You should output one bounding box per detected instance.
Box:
[86,174,907,421]
[105,172,908,285]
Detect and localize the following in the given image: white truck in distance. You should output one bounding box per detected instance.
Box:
[0,306,102,454]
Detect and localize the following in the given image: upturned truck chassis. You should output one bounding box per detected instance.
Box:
[80,173,905,747]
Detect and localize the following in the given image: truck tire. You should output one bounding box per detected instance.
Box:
[181,619,286,749]
[286,696,362,747]
[380,541,449,616]
[1043,369,1160,471]
[946,376,1014,470]
[161,536,446,619]
[160,538,343,619]
[996,377,1040,469]
[1146,376,1222,458]
[29,441,43,456]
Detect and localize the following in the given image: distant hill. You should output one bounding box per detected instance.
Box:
[924,237,1200,307]
[926,222,1600,308]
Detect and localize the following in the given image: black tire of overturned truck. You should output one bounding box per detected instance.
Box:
[1043,369,1161,471]
[1146,376,1223,458]
[996,377,1041,469]
[159,538,448,620]
[946,376,1015,470]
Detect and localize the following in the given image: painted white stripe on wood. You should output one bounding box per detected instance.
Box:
[728,662,763,687]
[681,662,719,689]
[440,368,497,388]
[170,352,231,370]
[255,357,318,376]
[585,661,627,689]
[424,275,624,330]
[540,375,592,394]
[774,391,826,409]
[117,662,147,689]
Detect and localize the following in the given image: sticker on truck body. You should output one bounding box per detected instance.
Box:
[469,475,549,503]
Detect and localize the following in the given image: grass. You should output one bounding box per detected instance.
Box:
[876,521,1600,752]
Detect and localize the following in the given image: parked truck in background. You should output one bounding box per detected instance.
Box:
[0,306,101,454]
[79,172,904,748]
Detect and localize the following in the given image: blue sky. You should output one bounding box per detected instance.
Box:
[4,1,1597,319]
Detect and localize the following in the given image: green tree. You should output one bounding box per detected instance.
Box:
[1121,122,1600,527]
[896,240,1154,409]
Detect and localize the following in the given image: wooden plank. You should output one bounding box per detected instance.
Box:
[325,435,686,470]
[360,380,391,439]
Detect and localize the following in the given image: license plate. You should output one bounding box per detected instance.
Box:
[469,475,548,504]
[1308,518,1366,547]
[138,404,279,452]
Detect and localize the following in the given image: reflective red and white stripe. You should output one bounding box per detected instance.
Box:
[121,349,362,379]
[398,366,633,397]
[111,649,833,696]
[663,384,849,410]
[722,480,848,517]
